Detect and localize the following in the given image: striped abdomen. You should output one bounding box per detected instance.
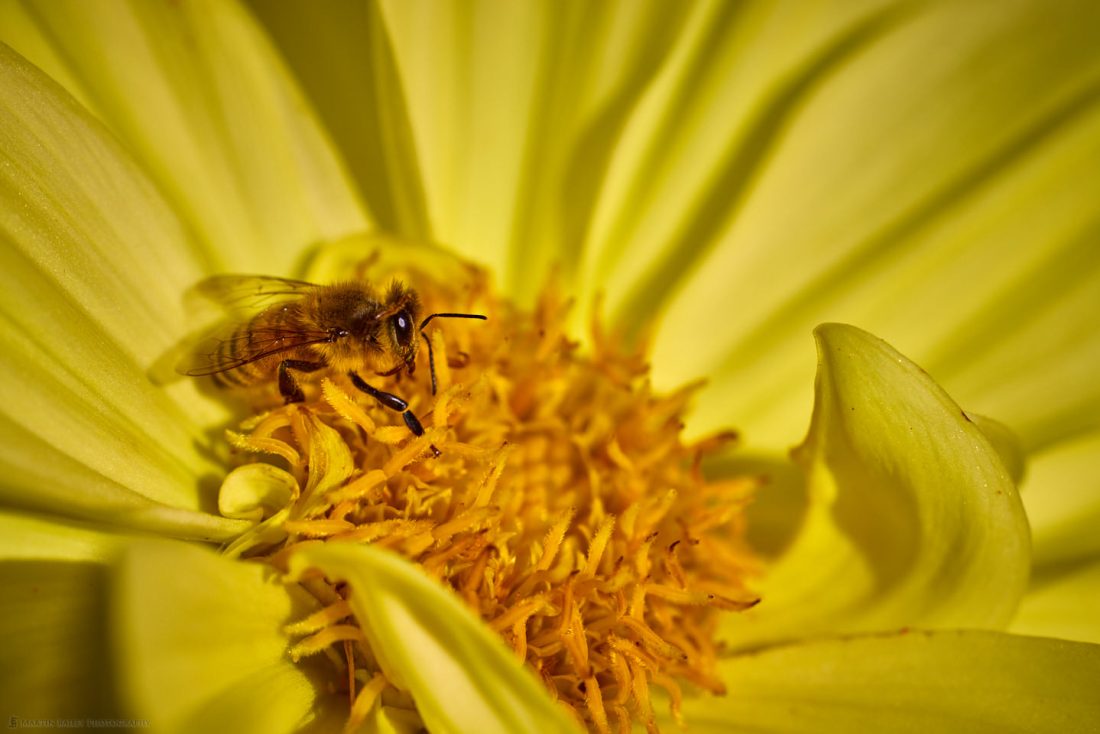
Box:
[209,303,323,388]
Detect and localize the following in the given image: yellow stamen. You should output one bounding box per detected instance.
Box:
[344,672,389,734]
[490,593,550,632]
[326,469,387,505]
[629,655,657,734]
[651,673,684,728]
[336,519,433,545]
[322,377,377,433]
[582,516,615,577]
[584,675,610,734]
[216,269,760,732]
[343,639,355,708]
[537,511,573,572]
[431,506,495,543]
[287,624,366,661]
[382,430,442,473]
[284,600,353,635]
[464,445,511,508]
[617,616,684,661]
[226,430,299,466]
[561,594,591,677]
[511,619,529,662]
[608,648,632,705]
[283,518,354,538]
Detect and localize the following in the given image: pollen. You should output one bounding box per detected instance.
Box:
[221,266,760,732]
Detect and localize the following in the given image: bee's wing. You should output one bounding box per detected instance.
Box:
[189,274,320,313]
[177,321,331,376]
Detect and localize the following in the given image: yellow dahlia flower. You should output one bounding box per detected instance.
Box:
[1,1,1098,733]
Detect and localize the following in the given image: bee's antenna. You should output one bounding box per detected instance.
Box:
[419,312,487,330]
[419,312,487,395]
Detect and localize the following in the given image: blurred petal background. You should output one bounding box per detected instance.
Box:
[1,0,1098,730]
[250,0,1100,641]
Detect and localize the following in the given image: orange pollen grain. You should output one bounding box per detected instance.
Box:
[224,272,760,732]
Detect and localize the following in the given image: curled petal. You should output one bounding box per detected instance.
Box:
[288,543,581,734]
[726,324,1028,648]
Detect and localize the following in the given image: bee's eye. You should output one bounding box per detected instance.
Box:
[393,310,414,347]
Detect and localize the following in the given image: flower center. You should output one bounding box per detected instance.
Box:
[218,267,760,732]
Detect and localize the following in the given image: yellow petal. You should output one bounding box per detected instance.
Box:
[1020,430,1100,570]
[1012,558,1100,645]
[0,508,130,561]
[374,0,695,297]
[0,556,119,722]
[0,43,255,537]
[594,1,902,336]
[0,511,130,721]
[679,630,1100,733]
[1,0,368,274]
[726,324,1028,648]
[218,464,297,522]
[965,412,1026,485]
[1013,431,1100,644]
[632,0,1100,452]
[288,543,581,734]
[246,0,431,240]
[114,540,321,734]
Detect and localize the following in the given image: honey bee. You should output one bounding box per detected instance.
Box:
[178,275,486,455]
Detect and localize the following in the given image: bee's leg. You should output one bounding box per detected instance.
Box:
[279,359,325,403]
[348,371,441,457]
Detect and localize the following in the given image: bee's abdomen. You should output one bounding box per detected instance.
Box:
[213,307,311,388]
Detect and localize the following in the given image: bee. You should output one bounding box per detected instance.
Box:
[178,275,486,455]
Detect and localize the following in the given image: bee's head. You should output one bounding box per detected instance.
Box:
[381,282,422,375]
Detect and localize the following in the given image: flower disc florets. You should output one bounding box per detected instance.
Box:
[220,262,759,732]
